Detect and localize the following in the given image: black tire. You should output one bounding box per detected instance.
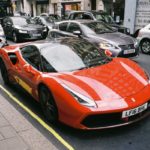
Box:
[0,59,10,85]
[12,32,18,43]
[39,85,58,123]
[140,39,150,54]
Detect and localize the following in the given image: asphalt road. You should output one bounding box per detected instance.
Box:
[0,40,150,150]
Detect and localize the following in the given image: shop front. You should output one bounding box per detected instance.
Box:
[51,0,83,18]
[36,0,49,15]
[0,0,12,18]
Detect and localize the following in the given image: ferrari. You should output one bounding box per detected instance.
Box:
[0,37,150,130]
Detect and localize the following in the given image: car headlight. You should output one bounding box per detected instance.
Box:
[62,84,97,108]
[99,42,118,50]
[126,28,130,34]
[43,28,47,32]
[19,30,28,33]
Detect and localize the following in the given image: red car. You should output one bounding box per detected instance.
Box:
[0,38,150,130]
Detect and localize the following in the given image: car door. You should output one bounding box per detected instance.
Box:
[17,45,42,97]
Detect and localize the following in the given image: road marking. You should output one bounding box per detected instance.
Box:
[0,85,74,150]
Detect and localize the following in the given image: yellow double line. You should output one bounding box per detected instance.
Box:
[0,85,74,150]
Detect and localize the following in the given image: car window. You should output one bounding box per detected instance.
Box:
[41,56,56,72]
[49,31,63,38]
[73,13,83,19]
[59,22,68,31]
[21,46,42,71]
[68,23,81,33]
[82,13,92,19]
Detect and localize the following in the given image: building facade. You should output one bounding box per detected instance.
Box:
[12,0,104,17]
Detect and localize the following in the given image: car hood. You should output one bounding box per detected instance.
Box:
[14,24,44,30]
[88,32,135,46]
[51,58,148,102]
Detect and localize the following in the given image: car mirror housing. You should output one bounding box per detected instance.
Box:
[73,30,82,37]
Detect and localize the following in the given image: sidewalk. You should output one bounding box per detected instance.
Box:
[0,94,58,150]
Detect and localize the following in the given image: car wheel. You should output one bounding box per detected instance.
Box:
[12,32,18,43]
[39,85,58,123]
[0,59,10,85]
[140,39,150,54]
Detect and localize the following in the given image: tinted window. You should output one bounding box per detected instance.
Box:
[82,13,92,19]
[68,23,81,33]
[59,22,68,31]
[83,22,115,34]
[93,13,114,24]
[21,46,42,71]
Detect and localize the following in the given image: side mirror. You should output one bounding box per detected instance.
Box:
[105,49,112,57]
[23,64,36,76]
[7,22,12,26]
[73,30,82,37]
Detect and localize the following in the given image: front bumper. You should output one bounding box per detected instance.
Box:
[63,84,150,130]
[16,31,48,41]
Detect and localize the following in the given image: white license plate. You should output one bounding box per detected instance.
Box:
[124,49,135,54]
[122,103,148,118]
[32,33,41,37]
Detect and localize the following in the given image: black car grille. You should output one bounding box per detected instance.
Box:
[30,30,42,34]
[81,102,150,128]
[119,44,135,50]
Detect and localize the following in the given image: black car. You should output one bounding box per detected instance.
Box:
[54,20,138,58]
[68,10,130,35]
[2,16,48,42]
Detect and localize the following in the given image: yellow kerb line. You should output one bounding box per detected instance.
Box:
[0,85,74,150]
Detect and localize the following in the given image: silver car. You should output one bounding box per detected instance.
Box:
[54,20,139,58]
[137,24,150,54]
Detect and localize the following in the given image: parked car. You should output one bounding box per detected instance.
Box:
[2,16,48,42]
[68,10,130,35]
[54,20,139,58]
[0,37,150,130]
[137,24,150,54]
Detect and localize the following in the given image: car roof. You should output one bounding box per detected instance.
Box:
[69,10,108,14]
[56,19,103,25]
[20,37,83,50]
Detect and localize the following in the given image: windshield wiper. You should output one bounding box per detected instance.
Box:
[87,57,112,68]
[77,66,88,70]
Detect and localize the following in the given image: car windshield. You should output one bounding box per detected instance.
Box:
[12,17,30,25]
[41,39,111,72]
[83,22,115,34]
[48,15,61,21]
[93,13,114,24]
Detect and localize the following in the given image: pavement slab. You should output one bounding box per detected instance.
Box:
[0,91,58,150]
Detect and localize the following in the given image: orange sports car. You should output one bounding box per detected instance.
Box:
[0,38,150,130]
